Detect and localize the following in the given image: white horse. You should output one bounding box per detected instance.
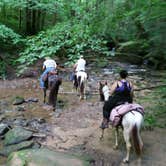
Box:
[74,71,87,100]
[99,82,144,163]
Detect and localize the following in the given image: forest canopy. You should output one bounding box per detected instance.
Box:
[0,0,165,78]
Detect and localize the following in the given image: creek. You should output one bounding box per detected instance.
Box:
[0,60,165,165]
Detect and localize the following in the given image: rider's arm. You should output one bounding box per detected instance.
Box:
[42,64,46,71]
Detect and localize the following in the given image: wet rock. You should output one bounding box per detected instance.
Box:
[13,118,28,126]
[7,148,91,166]
[0,140,34,156]
[4,127,33,146]
[38,118,46,124]
[0,100,9,111]
[13,97,25,105]
[25,97,39,103]
[0,123,9,136]
[15,106,26,112]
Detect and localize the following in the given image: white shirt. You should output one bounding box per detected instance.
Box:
[43,59,57,69]
[75,58,86,72]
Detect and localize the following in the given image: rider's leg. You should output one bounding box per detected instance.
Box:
[40,67,55,89]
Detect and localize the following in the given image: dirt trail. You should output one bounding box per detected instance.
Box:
[0,75,166,166]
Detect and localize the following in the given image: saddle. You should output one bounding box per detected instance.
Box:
[42,70,58,82]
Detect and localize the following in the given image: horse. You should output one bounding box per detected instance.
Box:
[73,71,88,100]
[99,81,144,163]
[43,70,62,110]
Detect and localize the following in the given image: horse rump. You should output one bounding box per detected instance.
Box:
[48,76,62,108]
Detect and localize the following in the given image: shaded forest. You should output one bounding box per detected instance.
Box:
[0,0,165,78]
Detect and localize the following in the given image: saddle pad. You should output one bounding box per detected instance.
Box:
[110,103,144,127]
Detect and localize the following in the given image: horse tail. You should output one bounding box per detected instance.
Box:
[132,124,142,156]
[49,78,62,107]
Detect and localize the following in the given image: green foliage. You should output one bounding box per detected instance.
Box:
[143,81,166,128]
[0,24,24,50]
[16,21,109,75]
[0,0,165,78]
[0,24,25,78]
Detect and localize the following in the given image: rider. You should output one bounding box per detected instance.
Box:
[72,55,86,83]
[100,70,134,129]
[40,57,57,89]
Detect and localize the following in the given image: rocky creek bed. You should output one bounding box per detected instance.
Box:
[0,61,166,166]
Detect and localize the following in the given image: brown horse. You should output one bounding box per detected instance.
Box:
[43,70,62,110]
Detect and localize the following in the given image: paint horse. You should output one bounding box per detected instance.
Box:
[73,71,88,100]
[99,81,144,163]
[43,70,62,110]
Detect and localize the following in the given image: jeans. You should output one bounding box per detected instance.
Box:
[40,67,55,88]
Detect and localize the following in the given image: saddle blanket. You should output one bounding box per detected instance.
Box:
[110,103,144,127]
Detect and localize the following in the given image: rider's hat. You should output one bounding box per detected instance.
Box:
[45,56,51,60]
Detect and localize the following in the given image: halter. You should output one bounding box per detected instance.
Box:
[102,85,110,101]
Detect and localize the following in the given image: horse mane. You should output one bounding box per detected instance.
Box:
[48,77,62,106]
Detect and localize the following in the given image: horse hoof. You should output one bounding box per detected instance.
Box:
[113,145,118,150]
[123,159,129,164]
[100,135,104,140]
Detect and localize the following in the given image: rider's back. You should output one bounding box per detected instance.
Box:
[75,58,86,72]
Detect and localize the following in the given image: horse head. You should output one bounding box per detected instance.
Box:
[99,81,109,101]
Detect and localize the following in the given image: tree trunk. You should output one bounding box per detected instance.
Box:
[32,9,36,34]
[41,10,46,29]
[19,9,22,30]
[26,7,32,35]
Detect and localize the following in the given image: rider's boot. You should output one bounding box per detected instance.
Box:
[100,118,109,129]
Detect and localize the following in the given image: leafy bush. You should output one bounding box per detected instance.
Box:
[16,21,109,74]
[0,24,24,51]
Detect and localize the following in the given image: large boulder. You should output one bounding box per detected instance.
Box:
[0,123,9,136]
[0,141,34,156]
[4,127,33,145]
[7,148,91,166]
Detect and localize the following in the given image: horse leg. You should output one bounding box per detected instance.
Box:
[79,85,83,100]
[43,88,46,103]
[113,127,119,149]
[83,80,87,100]
[52,93,57,111]
[100,129,105,140]
[123,127,131,163]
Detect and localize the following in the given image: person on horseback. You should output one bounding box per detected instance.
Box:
[40,57,57,89]
[100,70,134,129]
[72,55,86,85]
